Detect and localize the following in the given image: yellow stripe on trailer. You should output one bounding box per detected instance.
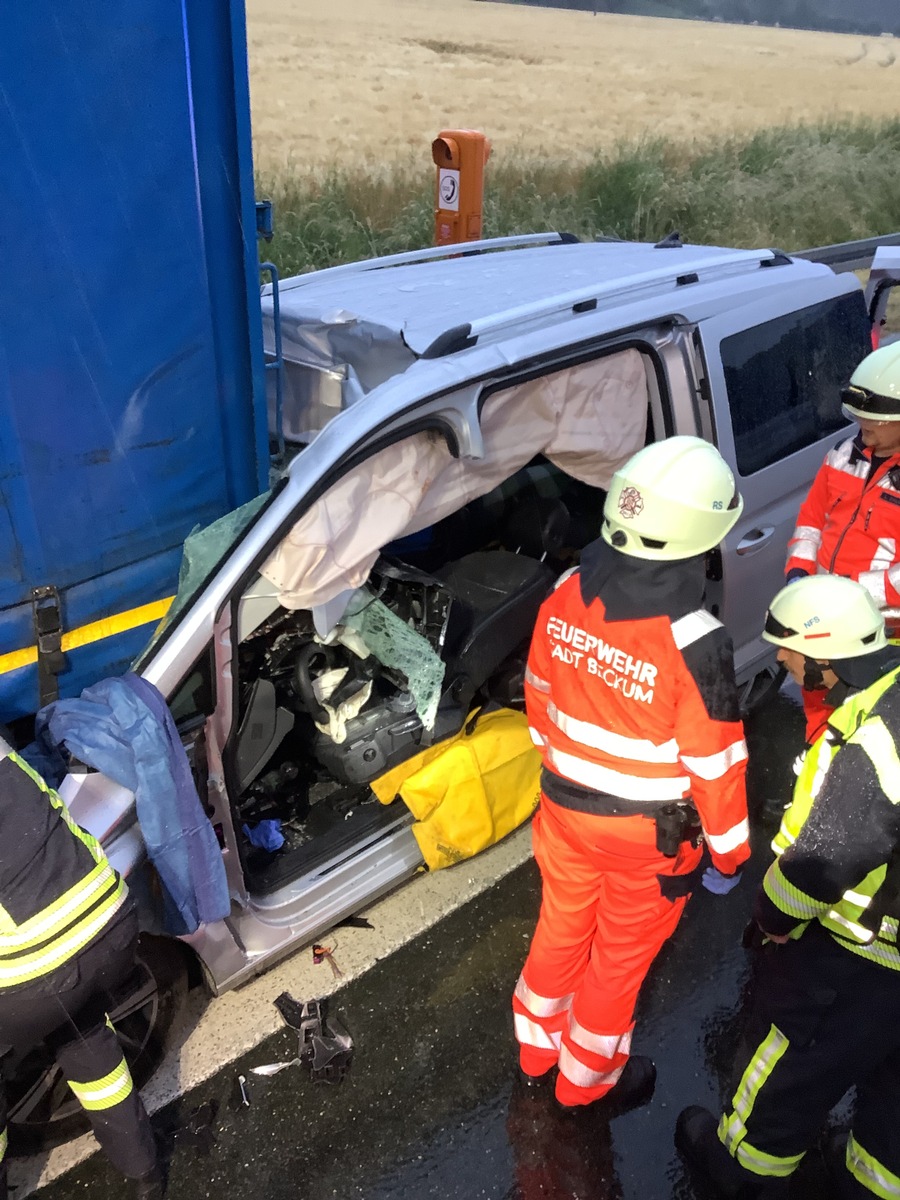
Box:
[0,596,175,677]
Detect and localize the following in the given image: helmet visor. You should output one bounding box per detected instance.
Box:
[763,609,797,641]
[841,384,900,420]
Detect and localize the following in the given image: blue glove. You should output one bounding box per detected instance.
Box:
[243,819,285,852]
[702,867,742,895]
[785,568,810,586]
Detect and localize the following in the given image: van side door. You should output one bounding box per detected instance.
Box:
[695,284,873,679]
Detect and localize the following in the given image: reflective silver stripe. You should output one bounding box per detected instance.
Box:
[846,1133,900,1198]
[558,1044,625,1090]
[0,888,127,985]
[514,1014,562,1052]
[525,668,550,694]
[529,727,547,748]
[825,908,874,943]
[859,568,889,609]
[549,703,679,764]
[706,818,750,855]
[671,609,721,650]
[514,974,574,1018]
[546,747,689,802]
[0,864,117,951]
[568,1018,632,1060]
[553,566,579,592]
[828,439,869,478]
[721,1025,790,1156]
[870,537,897,572]
[680,739,748,781]
[789,525,821,564]
[840,936,900,971]
[843,889,873,909]
[789,539,819,564]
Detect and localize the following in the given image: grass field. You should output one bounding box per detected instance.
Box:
[246,0,900,278]
[246,0,899,172]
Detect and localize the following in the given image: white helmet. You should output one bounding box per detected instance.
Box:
[762,575,887,660]
[602,436,743,561]
[842,342,900,423]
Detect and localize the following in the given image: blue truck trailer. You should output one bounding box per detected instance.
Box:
[0,0,270,724]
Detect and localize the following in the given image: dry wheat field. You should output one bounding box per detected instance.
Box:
[246,0,899,172]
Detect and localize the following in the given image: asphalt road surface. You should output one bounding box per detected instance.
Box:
[24,686,851,1200]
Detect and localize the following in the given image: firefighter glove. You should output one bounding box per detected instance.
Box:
[702,867,742,895]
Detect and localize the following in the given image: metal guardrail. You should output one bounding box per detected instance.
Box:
[792,232,900,273]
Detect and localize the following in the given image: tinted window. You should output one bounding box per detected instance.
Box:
[721,293,871,477]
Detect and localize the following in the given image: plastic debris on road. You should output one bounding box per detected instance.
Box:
[312,943,343,977]
[251,994,353,1085]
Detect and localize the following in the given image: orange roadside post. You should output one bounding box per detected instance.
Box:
[431,129,492,247]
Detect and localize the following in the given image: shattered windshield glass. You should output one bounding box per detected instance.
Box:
[343,588,446,730]
[136,491,273,662]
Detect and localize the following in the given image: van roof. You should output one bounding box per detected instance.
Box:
[268,236,822,358]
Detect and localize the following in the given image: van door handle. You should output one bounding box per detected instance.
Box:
[736,527,775,555]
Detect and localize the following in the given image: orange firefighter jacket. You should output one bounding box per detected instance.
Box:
[786,435,900,618]
[525,570,750,876]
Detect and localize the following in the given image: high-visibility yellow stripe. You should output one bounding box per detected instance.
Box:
[10,752,106,865]
[0,595,174,677]
[719,1024,794,1176]
[0,882,127,985]
[0,1126,7,1163]
[0,863,117,952]
[68,1057,134,1112]
[847,1133,900,1199]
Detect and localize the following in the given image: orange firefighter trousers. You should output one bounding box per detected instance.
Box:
[514,794,701,1107]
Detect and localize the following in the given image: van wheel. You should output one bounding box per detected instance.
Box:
[739,663,786,718]
[6,935,191,1153]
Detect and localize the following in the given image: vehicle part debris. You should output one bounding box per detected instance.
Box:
[253,994,353,1084]
[312,943,343,978]
[228,1073,253,1110]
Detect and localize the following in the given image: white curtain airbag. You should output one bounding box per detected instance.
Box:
[261,349,648,611]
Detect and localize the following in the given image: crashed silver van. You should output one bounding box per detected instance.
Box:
[14,233,884,1139]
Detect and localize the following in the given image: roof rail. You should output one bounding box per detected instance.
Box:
[420,248,778,359]
[793,232,900,274]
[271,232,578,295]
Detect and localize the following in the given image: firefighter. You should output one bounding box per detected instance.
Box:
[513,436,751,1111]
[677,574,900,1200]
[785,341,900,744]
[0,737,162,1198]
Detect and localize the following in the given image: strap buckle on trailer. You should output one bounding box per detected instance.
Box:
[31,585,65,707]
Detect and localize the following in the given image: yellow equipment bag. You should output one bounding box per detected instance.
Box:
[370,708,541,870]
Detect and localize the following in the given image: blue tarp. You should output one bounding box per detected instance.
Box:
[28,674,230,935]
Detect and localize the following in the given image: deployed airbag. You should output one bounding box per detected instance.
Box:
[261,349,648,612]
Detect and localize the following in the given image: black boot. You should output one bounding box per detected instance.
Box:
[132,1163,166,1199]
[557,1054,656,1117]
[675,1106,790,1200]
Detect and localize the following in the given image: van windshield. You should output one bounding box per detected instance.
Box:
[135,490,273,663]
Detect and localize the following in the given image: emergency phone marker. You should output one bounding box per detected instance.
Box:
[432,129,491,247]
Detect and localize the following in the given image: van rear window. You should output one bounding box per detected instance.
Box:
[721,292,872,477]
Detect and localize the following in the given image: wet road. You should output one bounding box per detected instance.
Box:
[32,686,846,1199]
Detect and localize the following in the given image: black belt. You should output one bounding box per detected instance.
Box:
[540,767,683,818]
